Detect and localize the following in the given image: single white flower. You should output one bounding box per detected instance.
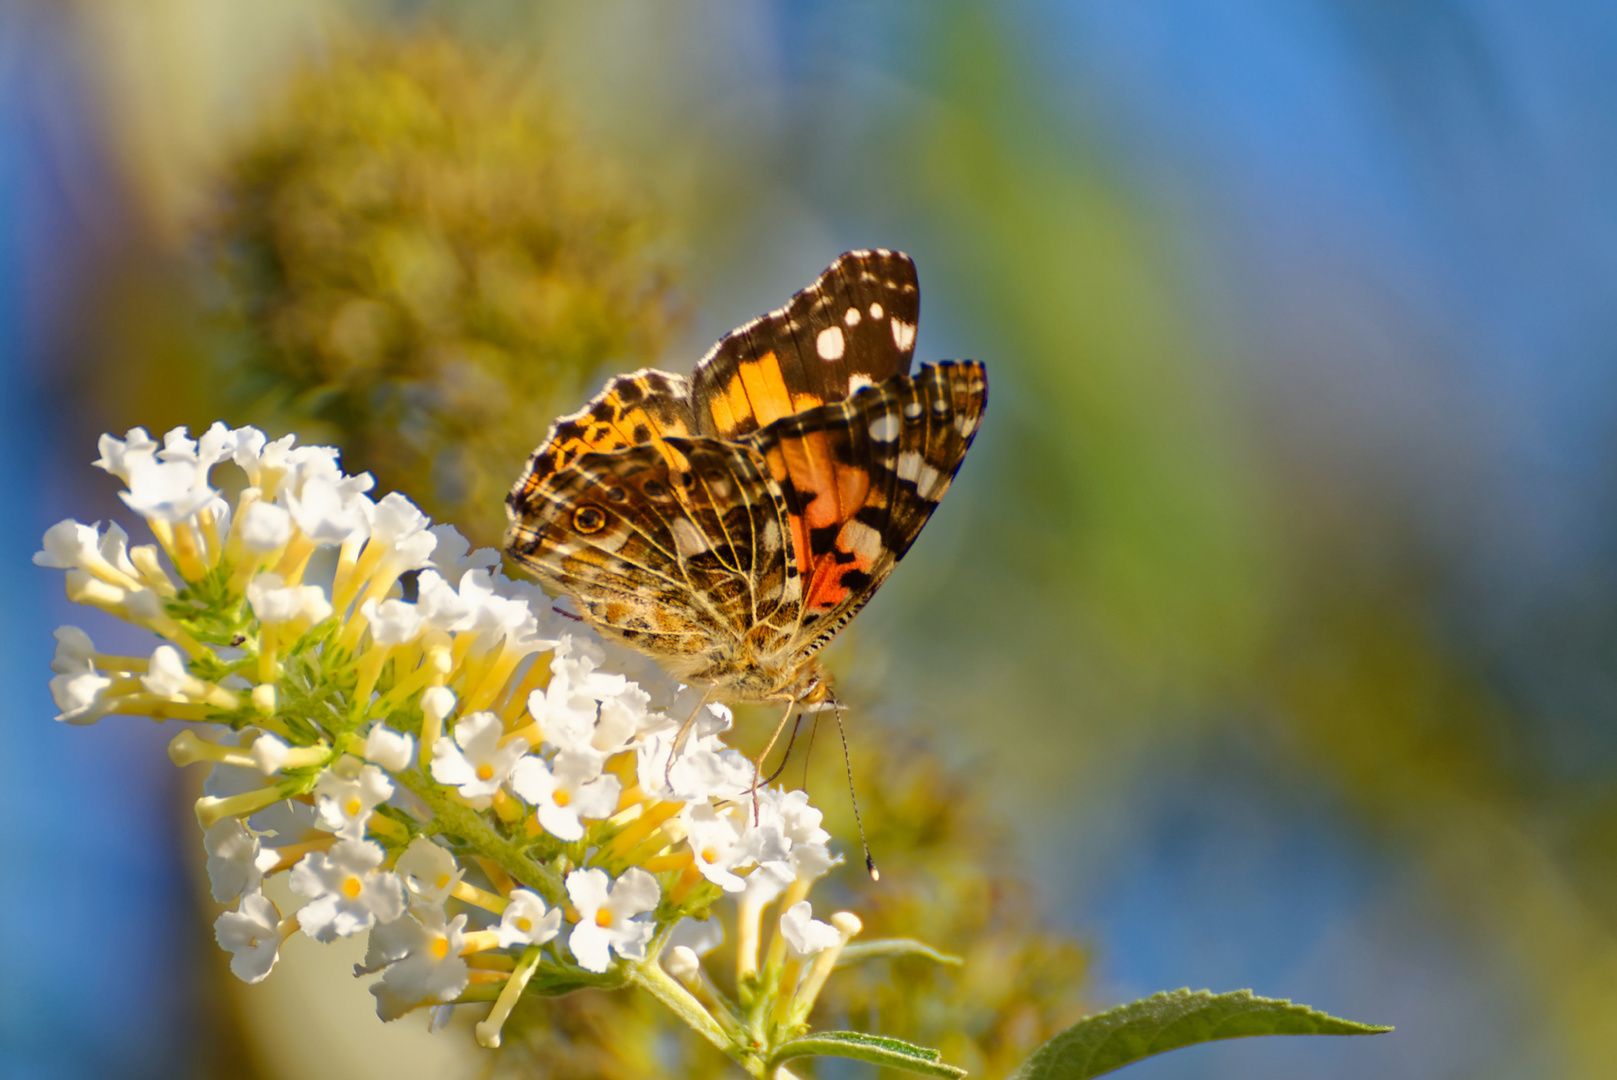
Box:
[368,492,437,571]
[50,626,97,675]
[246,573,333,626]
[157,422,237,475]
[139,644,197,699]
[96,521,141,581]
[565,867,659,973]
[120,454,219,522]
[758,787,832,848]
[495,888,562,949]
[283,475,370,546]
[395,837,463,907]
[215,891,284,984]
[421,686,457,727]
[238,500,292,554]
[290,839,405,942]
[429,711,528,801]
[779,900,843,959]
[248,733,291,775]
[359,597,424,646]
[680,803,789,893]
[34,519,111,574]
[376,907,470,1006]
[49,668,118,725]
[638,728,755,803]
[426,524,499,585]
[312,765,395,840]
[364,724,414,772]
[93,427,160,482]
[204,818,281,902]
[510,751,621,842]
[415,570,474,632]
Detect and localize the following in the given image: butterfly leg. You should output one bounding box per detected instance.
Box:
[750,698,797,823]
[664,685,715,788]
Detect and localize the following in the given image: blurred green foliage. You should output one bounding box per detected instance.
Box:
[211,32,680,544]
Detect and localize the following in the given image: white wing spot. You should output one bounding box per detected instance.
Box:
[595,526,631,554]
[838,519,884,562]
[903,401,923,419]
[869,412,900,442]
[847,373,876,393]
[955,413,979,436]
[672,518,712,558]
[868,302,884,320]
[891,320,916,352]
[816,325,846,361]
[897,451,942,491]
[844,306,862,326]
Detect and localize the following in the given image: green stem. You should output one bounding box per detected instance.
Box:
[628,959,743,1066]
[396,770,566,907]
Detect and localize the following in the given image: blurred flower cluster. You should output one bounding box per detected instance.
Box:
[38,422,923,1074]
[211,34,680,543]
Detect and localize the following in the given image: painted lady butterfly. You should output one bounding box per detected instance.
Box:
[505,249,987,715]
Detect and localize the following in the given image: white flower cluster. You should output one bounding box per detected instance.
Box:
[38,423,862,1051]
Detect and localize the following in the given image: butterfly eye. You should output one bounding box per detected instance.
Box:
[572,505,608,534]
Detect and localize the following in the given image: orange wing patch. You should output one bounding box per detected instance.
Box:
[706,352,826,440]
[512,370,697,499]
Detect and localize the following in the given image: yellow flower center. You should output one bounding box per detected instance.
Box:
[554,790,571,808]
[431,935,449,960]
[435,872,451,889]
[344,797,362,817]
[701,847,719,864]
[595,909,613,928]
[476,763,495,782]
[342,875,363,899]
[516,916,533,933]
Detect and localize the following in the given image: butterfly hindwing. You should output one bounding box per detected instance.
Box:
[740,361,988,667]
[691,249,921,441]
[505,437,799,680]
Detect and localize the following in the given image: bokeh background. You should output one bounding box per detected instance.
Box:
[5,2,1617,1078]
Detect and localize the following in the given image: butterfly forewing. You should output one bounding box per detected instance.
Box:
[691,250,920,441]
[510,369,697,499]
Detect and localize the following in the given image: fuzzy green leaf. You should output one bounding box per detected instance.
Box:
[1007,988,1392,1080]
[771,1031,967,1078]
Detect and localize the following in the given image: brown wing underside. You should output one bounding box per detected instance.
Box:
[504,436,801,682]
[507,368,697,503]
[742,360,988,669]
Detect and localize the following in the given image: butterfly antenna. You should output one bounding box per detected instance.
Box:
[832,695,878,881]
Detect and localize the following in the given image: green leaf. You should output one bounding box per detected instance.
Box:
[771,1031,967,1079]
[1007,988,1392,1080]
[835,937,964,968]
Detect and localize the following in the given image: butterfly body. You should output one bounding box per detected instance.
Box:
[506,250,986,705]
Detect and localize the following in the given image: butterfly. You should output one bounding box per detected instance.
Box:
[505,249,987,715]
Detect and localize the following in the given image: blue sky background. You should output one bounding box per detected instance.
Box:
[6,2,1617,1077]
